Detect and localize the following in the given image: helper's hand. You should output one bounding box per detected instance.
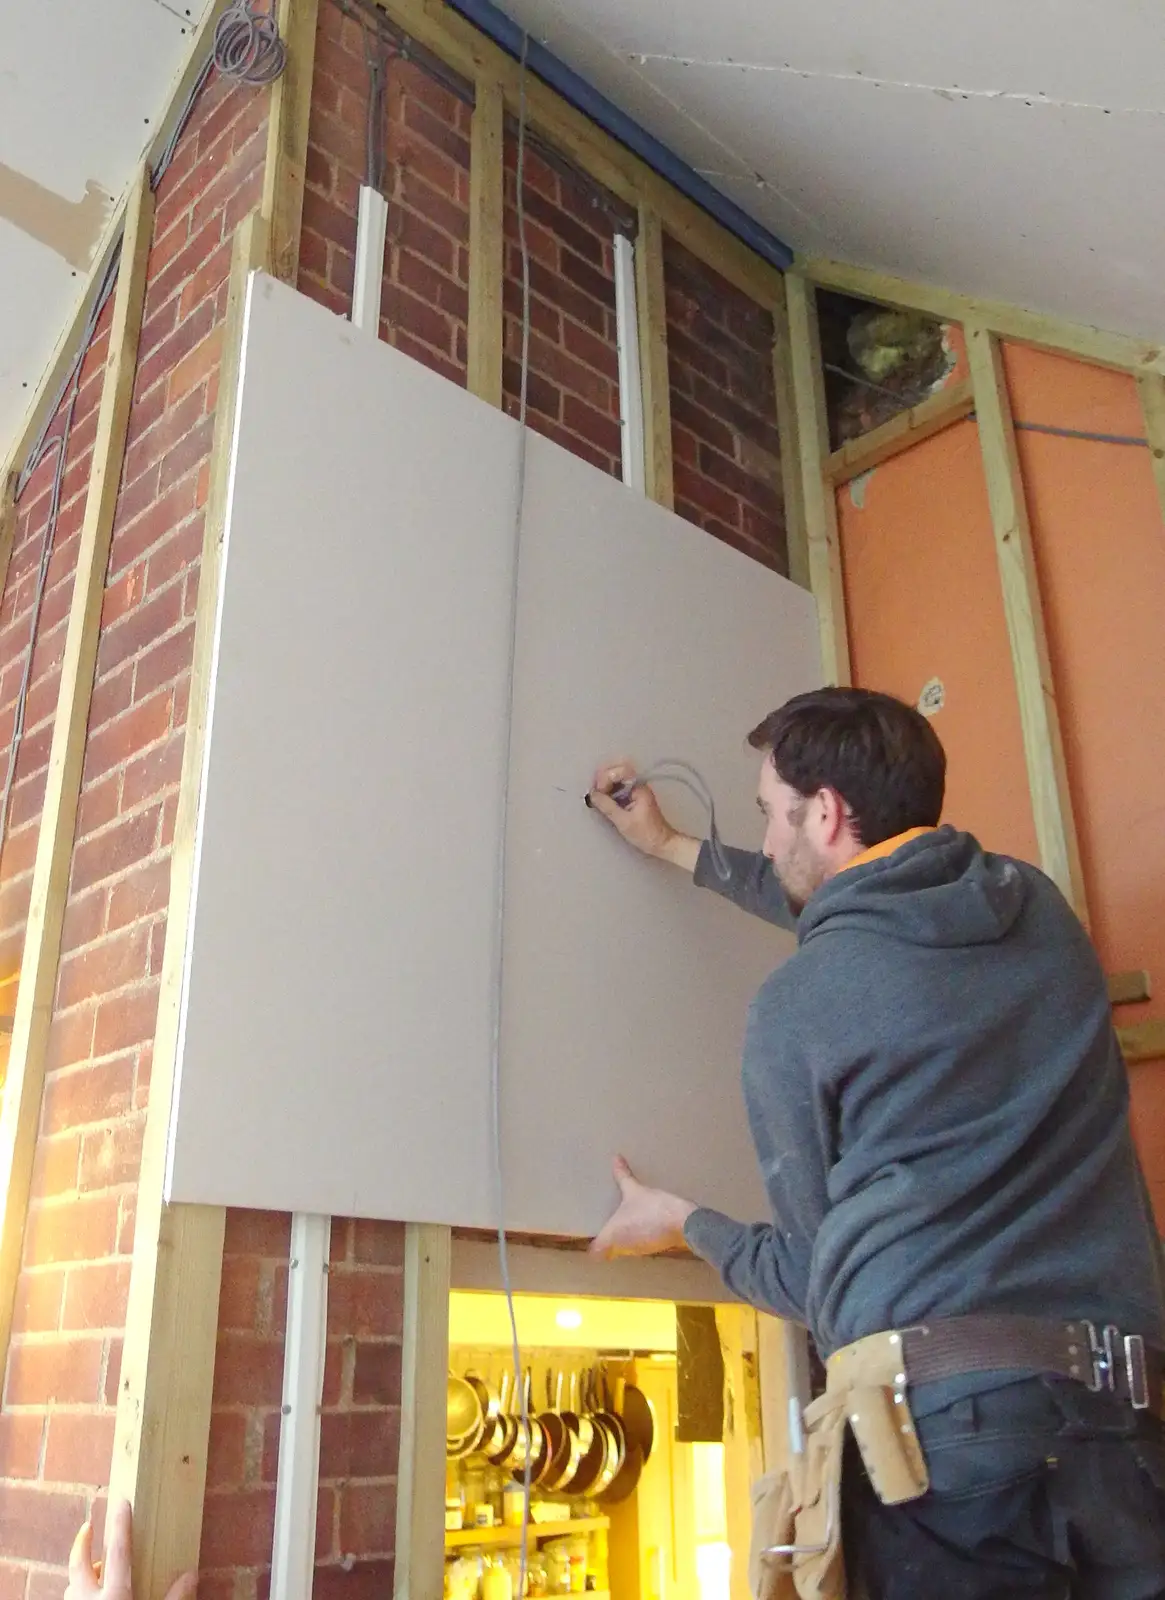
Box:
[590,1157,696,1258]
[67,1502,197,1600]
[588,762,697,869]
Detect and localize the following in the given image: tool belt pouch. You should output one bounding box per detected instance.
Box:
[846,1384,929,1506]
[748,1466,799,1600]
[749,1395,847,1600]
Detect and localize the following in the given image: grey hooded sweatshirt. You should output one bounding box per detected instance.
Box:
[683,825,1165,1364]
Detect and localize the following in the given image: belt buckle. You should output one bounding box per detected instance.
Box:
[1124,1334,1150,1410]
[1082,1321,1119,1393]
[1082,1322,1150,1408]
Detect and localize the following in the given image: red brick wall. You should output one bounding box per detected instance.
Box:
[0,61,268,1596]
[664,236,788,574]
[299,0,472,385]
[501,136,622,478]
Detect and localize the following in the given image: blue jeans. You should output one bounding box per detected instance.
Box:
[842,1377,1165,1598]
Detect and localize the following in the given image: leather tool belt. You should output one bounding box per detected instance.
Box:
[748,1314,1163,1600]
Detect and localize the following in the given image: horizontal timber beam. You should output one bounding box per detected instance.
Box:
[800,256,1165,379]
[824,378,976,485]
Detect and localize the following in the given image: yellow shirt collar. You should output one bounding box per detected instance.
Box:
[836,826,936,876]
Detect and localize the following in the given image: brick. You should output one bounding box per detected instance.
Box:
[562,394,621,461]
[43,1005,96,1075]
[398,169,469,246]
[381,284,455,358]
[351,1343,401,1405]
[211,1336,285,1407]
[110,477,199,580]
[123,386,206,492]
[11,1269,65,1335]
[337,1481,395,1556]
[62,1260,130,1330]
[5,1337,103,1406]
[500,359,561,424]
[116,1194,135,1254]
[30,1135,80,1201]
[396,248,467,323]
[146,516,204,597]
[42,1055,134,1135]
[75,773,121,842]
[71,807,161,896]
[0,1562,28,1600]
[97,580,185,682]
[79,1118,144,1191]
[83,692,175,786]
[43,1412,116,1484]
[312,1561,395,1600]
[205,1411,248,1489]
[351,1219,404,1267]
[59,889,108,959]
[0,1485,88,1566]
[105,860,169,937]
[135,294,219,404]
[200,1488,277,1569]
[217,1256,262,1331]
[318,1408,400,1481]
[0,1413,44,1479]
[91,983,159,1058]
[103,1338,123,1406]
[23,1193,119,1267]
[326,1271,403,1341]
[133,621,195,704]
[121,734,184,815]
[699,441,780,515]
[673,461,742,528]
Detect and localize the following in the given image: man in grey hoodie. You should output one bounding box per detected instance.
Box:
[587,688,1165,1598]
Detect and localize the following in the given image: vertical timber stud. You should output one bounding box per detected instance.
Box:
[634,205,673,509]
[108,210,271,1598]
[467,77,505,408]
[966,323,1089,921]
[262,0,320,283]
[0,473,16,623]
[1137,374,1165,533]
[785,274,851,684]
[0,166,155,1370]
[771,279,809,589]
[395,1223,452,1600]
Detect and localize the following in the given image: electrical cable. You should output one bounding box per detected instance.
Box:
[622,761,733,883]
[488,28,534,1600]
[213,0,287,85]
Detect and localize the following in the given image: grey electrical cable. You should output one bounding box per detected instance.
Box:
[620,761,733,882]
[213,0,287,85]
[488,29,535,1599]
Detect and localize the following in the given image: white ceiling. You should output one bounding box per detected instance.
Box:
[0,0,211,453]
[2,0,1162,460]
[494,0,1165,340]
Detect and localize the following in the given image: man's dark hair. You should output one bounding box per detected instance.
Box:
[747,688,946,847]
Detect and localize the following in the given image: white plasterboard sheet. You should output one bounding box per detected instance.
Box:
[166,272,519,1226]
[165,271,820,1235]
[495,0,1165,338]
[0,0,208,449]
[499,440,816,1235]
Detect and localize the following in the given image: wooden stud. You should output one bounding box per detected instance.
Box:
[0,473,16,623]
[467,76,505,407]
[966,323,1089,921]
[771,282,809,590]
[785,274,851,685]
[107,210,271,1599]
[373,0,783,311]
[0,166,155,1371]
[263,0,321,284]
[394,1222,452,1600]
[800,256,1165,379]
[0,0,232,490]
[1108,969,1151,1008]
[1118,1020,1165,1066]
[634,205,673,510]
[1137,375,1165,533]
[824,378,976,485]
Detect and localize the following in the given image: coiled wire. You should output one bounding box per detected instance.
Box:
[214,0,287,85]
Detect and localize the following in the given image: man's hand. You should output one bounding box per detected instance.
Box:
[68,1502,197,1600]
[588,762,700,871]
[590,1157,697,1258]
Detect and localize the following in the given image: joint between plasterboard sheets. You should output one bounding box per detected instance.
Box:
[623,56,1163,118]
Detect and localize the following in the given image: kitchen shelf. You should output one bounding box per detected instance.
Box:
[445,1517,610,1549]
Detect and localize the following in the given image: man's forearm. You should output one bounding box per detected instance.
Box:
[656,832,701,873]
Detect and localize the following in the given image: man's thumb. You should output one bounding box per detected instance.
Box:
[613,1155,636,1193]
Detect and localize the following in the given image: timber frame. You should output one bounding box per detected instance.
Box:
[1,0,1163,1595]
